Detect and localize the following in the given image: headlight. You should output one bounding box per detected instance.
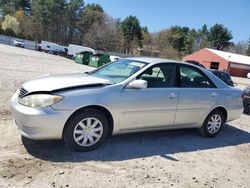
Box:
[18,94,63,108]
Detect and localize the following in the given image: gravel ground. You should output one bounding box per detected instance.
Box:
[0,43,249,188]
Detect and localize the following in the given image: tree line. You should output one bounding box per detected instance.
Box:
[0,0,250,59]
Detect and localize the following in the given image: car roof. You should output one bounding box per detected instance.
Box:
[125,57,181,64]
[124,57,208,70]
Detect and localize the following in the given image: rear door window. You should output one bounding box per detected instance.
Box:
[180,65,215,88]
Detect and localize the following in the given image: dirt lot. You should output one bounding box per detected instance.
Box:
[0,43,249,188]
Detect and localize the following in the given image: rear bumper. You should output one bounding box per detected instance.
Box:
[227,105,243,122]
[10,91,71,140]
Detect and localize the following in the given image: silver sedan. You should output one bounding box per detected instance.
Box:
[11,57,243,151]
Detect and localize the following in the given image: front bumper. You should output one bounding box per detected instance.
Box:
[10,91,72,140]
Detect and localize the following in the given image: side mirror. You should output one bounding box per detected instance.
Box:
[127,80,147,89]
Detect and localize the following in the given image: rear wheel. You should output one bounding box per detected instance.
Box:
[199,110,225,137]
[64,108,109,151]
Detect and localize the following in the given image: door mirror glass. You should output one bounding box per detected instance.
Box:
[127,80,147,89]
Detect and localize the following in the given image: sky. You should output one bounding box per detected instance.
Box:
[85,0,250,43]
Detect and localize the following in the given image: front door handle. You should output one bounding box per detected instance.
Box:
[211,92,217,97]
[168,93,176,99]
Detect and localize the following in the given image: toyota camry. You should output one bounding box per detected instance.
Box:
[11,57,243,151]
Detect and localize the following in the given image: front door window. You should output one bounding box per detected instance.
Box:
[138,64,176,88]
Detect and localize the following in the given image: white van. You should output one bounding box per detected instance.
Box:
[40,41,67,55]
[109,55,120,62]
[40,41,59,52]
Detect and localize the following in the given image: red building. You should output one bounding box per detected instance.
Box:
[183,48,250,77]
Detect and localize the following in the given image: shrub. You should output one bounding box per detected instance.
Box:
[2,14,20,35]
[3,28,16,37]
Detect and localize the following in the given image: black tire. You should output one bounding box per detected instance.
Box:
[64,108,109,152]
[199,110,225,137]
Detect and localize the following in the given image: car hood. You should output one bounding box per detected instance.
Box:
[22,73,111,92]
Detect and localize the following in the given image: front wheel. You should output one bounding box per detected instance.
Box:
[64,108,109,151]
[199,110,225,137]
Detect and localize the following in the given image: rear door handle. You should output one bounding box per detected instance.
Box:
[168,93,176,99]
[211,92,217,97]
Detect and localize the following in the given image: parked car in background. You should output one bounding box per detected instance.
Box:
[209,69,234,87]
[40,41,58,52]
[40,41,67,55]
[247,72,250,79]
[109,55,120,62]
[13,40,24,48]
[243,86,250,113]
[11,57,243,151]
[50,48,68,56]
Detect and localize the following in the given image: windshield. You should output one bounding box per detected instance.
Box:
[89,59,148,83]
